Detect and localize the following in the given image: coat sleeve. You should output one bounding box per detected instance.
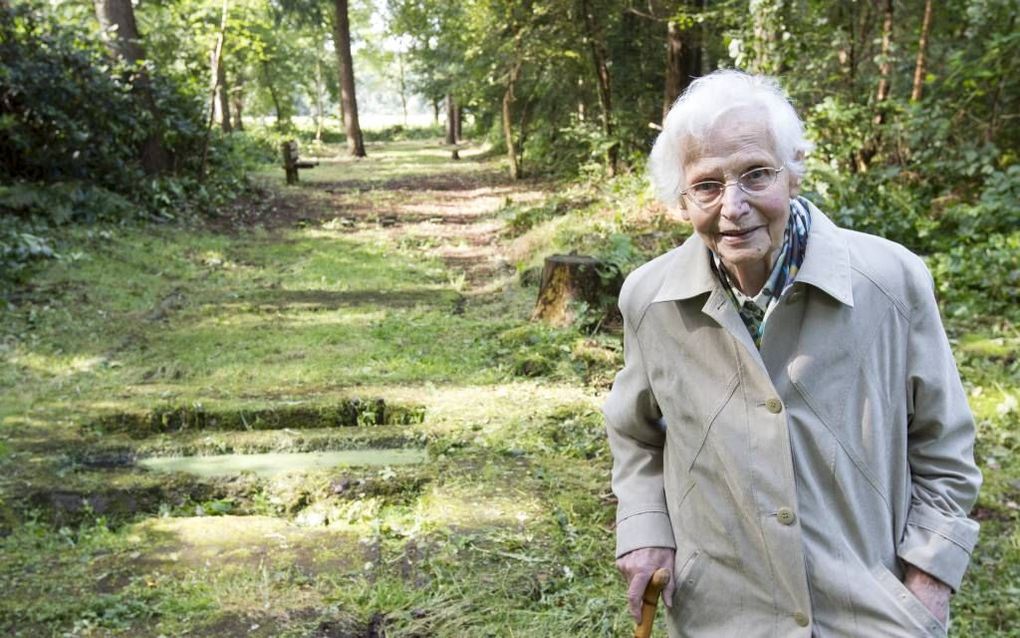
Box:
[898,265,982,591]
[603,288,676,558]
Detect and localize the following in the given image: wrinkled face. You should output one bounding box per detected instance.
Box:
[679,111,798,286]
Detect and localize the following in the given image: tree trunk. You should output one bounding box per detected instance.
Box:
[432,100,440,127]
[454,105,462,142]
[94,0,144,62]
[231,86,244,131]
[502,58,523,180]
[517,92,534,175]
[873,0,894,123]
[855,0,893,169]
[580,0,616,176]
[662,6,701,120]
[332,0,366,157]
[445,93,456,144]
[664,19,684,117]
[216,53,231,133]
[397,51,408,127]
[200,0,229,175]
[93,0,169,174]
[314,56,324,142]
[261,60,286,128]
[911,0,933,102]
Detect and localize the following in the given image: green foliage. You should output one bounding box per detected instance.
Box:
[0,182,133,227]
[502,193,592,238]
[0,3,268,295]
[0,5,145,191]
[930,232,1020,321]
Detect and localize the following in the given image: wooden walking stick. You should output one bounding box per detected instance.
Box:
[633,568,671,638]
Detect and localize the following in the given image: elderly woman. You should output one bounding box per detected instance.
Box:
[605,70,981,637]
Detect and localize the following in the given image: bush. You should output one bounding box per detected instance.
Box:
[0,5,146,192]
[0,4,256,294]
[930,232,1020,322]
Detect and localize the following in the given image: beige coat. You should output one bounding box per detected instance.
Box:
[604,203,981,637]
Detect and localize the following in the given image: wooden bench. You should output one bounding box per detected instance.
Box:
[281,140,319,184]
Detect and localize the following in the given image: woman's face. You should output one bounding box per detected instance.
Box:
[679,111,798,293]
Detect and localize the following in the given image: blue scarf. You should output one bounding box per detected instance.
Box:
[711,197,812,348]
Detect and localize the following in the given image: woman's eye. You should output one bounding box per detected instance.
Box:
[692,182,721,194]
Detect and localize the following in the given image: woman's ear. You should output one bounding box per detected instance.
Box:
[788,174,801,198]
[788,151,804,197]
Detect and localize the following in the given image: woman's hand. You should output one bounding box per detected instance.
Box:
[616,547,677,621]
[904,564,951,626]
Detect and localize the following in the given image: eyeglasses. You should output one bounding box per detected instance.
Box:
[680,166,785,210]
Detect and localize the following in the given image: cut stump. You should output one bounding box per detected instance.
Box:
[531,254,620,327]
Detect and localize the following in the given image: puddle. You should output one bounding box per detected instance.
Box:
[138,449,426,478]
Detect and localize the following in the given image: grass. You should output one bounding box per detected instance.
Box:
[1,136,1018,636]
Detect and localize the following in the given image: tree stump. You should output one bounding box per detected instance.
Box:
[531,254,620,327]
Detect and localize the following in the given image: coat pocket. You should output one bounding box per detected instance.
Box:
[871,565,947,638]
[671,549,707,605]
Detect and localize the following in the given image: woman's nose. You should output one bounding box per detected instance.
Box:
[718,183,749,219]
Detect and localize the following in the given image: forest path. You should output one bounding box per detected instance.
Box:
[0,139,624,636]
[255,141,549,291]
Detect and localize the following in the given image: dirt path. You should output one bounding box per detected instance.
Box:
[228,142,549,291]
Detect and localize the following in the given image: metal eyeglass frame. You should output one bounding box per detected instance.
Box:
[680,166,785,211]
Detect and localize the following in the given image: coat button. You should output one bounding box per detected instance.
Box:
[765,397,783,413]
[793,611,809,626]
[777,507,796,525]
[786,289,803,304]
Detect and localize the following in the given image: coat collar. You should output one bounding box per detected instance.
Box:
[795,200,855,307]
[650,200,855,307]
[650,232,718,304]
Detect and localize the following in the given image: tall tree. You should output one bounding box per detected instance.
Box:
[661,1,702,119]
[445,93,456,144]
[93,0,170,173]
[911,0,933,102]
[396,50,409,126]
[201,0,230,173]
[215,53,232,132]
[873,0,894,122]
[502,39,524,179]
[580,0,617,175]
[332,0,365,157]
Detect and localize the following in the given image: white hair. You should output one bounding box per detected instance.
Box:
[648,69,812,208]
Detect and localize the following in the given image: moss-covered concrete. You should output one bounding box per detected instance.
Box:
[90,399,426,436]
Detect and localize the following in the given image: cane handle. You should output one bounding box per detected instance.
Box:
[633,568,671,638]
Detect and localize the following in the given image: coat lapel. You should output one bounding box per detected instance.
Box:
[649,233,765,367]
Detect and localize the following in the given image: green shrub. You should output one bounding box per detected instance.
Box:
[930,232,1020,322]
[0,4,258,293]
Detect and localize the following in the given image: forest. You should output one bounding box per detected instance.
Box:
[1,0,1018,636]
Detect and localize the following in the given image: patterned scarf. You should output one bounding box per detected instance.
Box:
[711,197,812,348]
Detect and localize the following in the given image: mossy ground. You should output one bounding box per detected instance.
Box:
[1,138,1017,636]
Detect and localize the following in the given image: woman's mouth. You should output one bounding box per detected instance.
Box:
[719,226,761,239]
